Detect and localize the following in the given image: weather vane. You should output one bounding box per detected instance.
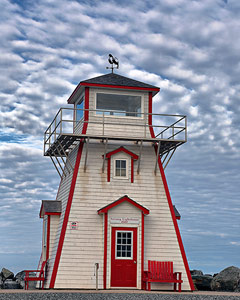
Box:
[106,54,119,73]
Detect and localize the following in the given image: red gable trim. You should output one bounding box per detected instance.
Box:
[105,146,138,160]
[80,82,160,92]
[98,195,149,215]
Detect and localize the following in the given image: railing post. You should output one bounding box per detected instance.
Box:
[49,127,51,148]
[185,116,187,142]
[102,111,105,136]
[60,109,63,135]
[172,126,174,140]
[54,117,56,141]
[144,114,146,138]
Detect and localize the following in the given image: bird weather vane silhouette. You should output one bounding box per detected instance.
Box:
[106,54,119,73]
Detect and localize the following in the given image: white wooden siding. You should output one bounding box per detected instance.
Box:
[52,141,191,290]
[44,144,79,287]
[49,215,60,260]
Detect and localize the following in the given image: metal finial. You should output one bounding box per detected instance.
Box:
[106,54,119,73]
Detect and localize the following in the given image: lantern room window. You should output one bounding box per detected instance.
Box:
[96,93,142,117]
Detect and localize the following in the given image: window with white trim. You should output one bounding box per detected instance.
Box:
[96,92,142,117]
[75,96,84,122]
[114,159,127,178]
[116,231,133,259]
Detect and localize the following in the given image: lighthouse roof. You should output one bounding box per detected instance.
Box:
[68,72,160,103]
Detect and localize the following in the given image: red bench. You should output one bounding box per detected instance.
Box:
[143,261,182,292]
[24,260,46,290]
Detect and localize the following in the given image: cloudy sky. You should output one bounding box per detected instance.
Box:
[0,0,239,275]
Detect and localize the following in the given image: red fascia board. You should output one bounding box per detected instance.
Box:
[67,82,82,104]
[39,204,44,218]
[105,146,138,160]
[98,196,149,215]
[80,82,160,92]
[176,216,181,220]
[45,212,61,216]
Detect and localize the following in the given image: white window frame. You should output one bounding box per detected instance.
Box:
[115,230,133,260]
[74,93,84,122]
[93,89,144,119]
[113,158,129,179]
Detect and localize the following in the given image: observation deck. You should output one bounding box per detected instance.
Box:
[44,108,187,177]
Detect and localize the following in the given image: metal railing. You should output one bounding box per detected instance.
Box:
[44,108,187,154]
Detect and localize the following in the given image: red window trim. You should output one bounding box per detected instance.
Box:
[148,92,195,291]
[104,147,138,183]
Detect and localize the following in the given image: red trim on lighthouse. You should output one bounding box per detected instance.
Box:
[103,212,108,289]
[105,146,138,160]
[148,92,194,291]
[46,215,50,260]
[131,158,134,183]
[141,212,144,289]
[107,158,111,182]
[49,87,89,288]
[80,82,160,92]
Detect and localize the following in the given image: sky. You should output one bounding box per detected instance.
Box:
[0,0,239,276]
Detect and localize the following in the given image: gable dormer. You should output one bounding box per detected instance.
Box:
[104,146,138,183]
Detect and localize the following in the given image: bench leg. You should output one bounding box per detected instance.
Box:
[148,282,151,291]
[174,283,176,292]
[178,283,181,292]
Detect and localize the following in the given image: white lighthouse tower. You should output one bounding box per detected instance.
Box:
[38,58,194,291]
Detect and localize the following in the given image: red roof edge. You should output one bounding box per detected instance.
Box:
[98,195,149,215]
[105,146,138,160]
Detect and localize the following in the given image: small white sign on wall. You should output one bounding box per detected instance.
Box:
[69,221,78,230]
[110,217,140,224]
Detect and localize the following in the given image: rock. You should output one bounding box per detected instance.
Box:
[190,269,203,276]
[0,274,3,289]
[211,266,240,292]
[1,268,14,280]
[3,279,20,289]
[192,274,213,290]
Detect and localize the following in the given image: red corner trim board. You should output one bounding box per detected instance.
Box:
[49,88,89,288]
[148,92,195,291]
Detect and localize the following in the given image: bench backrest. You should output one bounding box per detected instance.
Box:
[148,261,174,280]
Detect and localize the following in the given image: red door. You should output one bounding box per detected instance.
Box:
[111,227,137,287]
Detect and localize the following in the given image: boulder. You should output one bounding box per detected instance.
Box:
[1,268,14,280]
[0,274,3,289]
[211,266,240,292]
[3,279,20,289]
[192,274,213,290]
[190,270,203,276]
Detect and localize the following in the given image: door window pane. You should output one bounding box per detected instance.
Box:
[116,231,133,259]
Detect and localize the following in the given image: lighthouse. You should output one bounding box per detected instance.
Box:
[38,58,194,291]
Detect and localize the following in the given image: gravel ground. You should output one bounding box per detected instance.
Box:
[0,293,240,300]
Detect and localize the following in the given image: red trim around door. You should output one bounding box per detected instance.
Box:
[148,92,195,291]
[49,88,89,288]
[141,212,144,289]
[103,213,108,289]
